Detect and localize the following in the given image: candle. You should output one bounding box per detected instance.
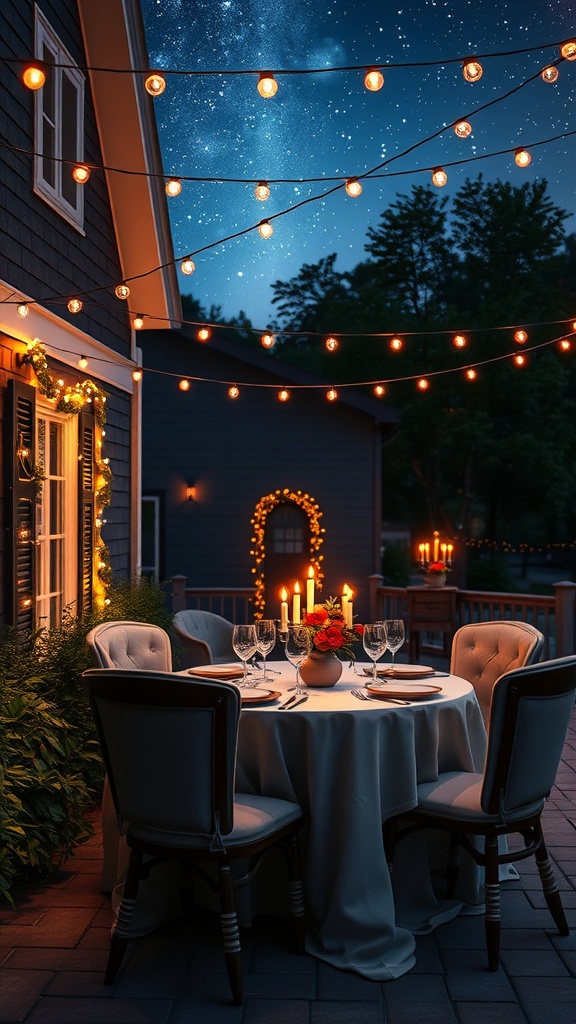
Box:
[280,587,288,631]
[447,544,453,567]
[292,581,301,623]
[425,543,430,563]
[418,543,425,568]
[346,589,353,628]
[306,565,315,614]
[433,532,439,562]
[441,543,447,561]
[342,583,350,623]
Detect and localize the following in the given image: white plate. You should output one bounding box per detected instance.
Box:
[366,681,442,698]
[363,663,435,679]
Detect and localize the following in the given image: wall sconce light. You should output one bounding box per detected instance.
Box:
[186,485,197,502]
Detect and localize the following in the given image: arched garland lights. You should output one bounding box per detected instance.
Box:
[20,340,112,606]
[250,489,325,618]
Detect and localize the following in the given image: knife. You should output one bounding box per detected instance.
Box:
[278,694,298,709]
[285,695,309,710]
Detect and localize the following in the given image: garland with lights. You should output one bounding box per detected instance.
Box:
[250,488,325,618]
[20,340,113,604]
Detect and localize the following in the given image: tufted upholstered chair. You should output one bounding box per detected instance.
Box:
[173,609,235,667]
[450,620,545,730]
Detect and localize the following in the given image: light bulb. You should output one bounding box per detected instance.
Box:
[67,298,83,314]
[454,120,472,138]
[228,385,240,399]
[180,258,195,275]
[261,332,275,348]
[278,388,290,402]
[559,339,571,352]
[364,68,384,92]
[325,336,339,352]
[431,167,447,187]
[326,388,338,401]
[254,181,270,201]
[373,383,386,397]
[165,178,182,197]
[417,378,430,391]
[514,148,532,168]
[560,40,576,60]
[514,353,527,367]
[453,333,467,348]
[133,314,145,330]
[145,72,166,96]
[541,66,559,83]
[345,178,362,198]
[78,356,88,370]
[132,369,143,381]
[72,164,91,184]
[462,58,483,82]
[514,329,528,344]
[197,327,211,341]
[115,283,130,299]
[465,368,478,381]
[178,379,191,391]
[258,219,273,238]
[22,62,46,90]
[257,72,278,98]
[17,303,29,318]
[389,336,403,351]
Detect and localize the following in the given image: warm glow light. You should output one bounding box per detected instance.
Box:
[133,314,145,330]
[278,388,290,402]
[373,383,386,397]
[197,327,211,341]
[17,303,30,318]
[417,378,430,391]
[453,333,467,348]
[165,177,182,197]
[228,384,240,398]
[179,379,191,391]
[465,368,478,381]
[258,219,274,238]
[364,67,384,91]
[115,283,130,300]
[257,71,278,97]
[514,329,528,344]
[145,72,166,96]
[180,258,195,275]
[431,167,448,187]
[514,148,532,168]
[541,65,559,83]
[454,119,472,138]
[559,338,572,352]
[326,387,338,401]
[560,40,576,60]
[132,369,143,382]
[254,181,270,201]
[514,353,527,367]
[22,62,46,90]
[325,335,339,352]
[572,321,576,332]
[78,356,88,370]
[345,178,363,197]
[389,336,403,351]
[462,58,483,82]
[67,298,82,314]
[72,164,91,184]
[261,332,275,348]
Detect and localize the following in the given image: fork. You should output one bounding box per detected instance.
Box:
[351,689,410,706]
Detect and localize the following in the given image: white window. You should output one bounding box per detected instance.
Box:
[33,5,85,231]
[35,408,78,628]
[141,496,161,580]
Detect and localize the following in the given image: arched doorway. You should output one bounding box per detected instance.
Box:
[250,489,325,619]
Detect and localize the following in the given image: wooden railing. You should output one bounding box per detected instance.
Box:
[170,576,255,622]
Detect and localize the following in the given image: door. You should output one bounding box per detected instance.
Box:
[264,503,311,618]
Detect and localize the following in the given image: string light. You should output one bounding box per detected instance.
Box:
[514,329,528,344]
[431,167,448,187]
[465,368,478,380]
[257,71,278,98]
[454,120,472,138]
[132,369,143,382]
[278,388,290,402]
[67,298,83,314]
[453,333,467,348]
[17,303,30,317]
[514,353,527,366]
[417,378,430,390]
[78,355,88,370]
[228,384,240,398]
[254,181,270,201]
[258,219,273,238]
[462,58,483,82]
[541,66,559,83]
[250,489,325,617]
[558,338,571,351]
[178,379,191,391]
[132,313,145,330]
[325,335,339,352]
[165,177,182,197]
[326,387,338,401]
[114,283,130,299]
[345,178,363,197]
[21,61,46,90]
[72,164,91,184]
[261,332,275,348]
[197,327,211,341]
[180,258,195,275]
[364,67,384,91]
[145,72,166,96]
[373,383,386,397]
[560,40,576,60]
[390,336,403,351]
[514,147,532,167]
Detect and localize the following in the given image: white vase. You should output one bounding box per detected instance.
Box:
[424,573,446,588]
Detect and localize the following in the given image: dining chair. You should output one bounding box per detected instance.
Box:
[83,668,305,1004]
[173,608,235,667]
[450,620,545,730]
[385,655,576,971]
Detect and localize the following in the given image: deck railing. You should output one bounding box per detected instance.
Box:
[170,576,255,622]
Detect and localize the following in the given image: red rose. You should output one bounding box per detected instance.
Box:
[314,626,344,651]
[328,612,346,626]
[355,623,365,636]
[305,609,329,626]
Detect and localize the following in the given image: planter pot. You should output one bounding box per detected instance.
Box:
[424,573,447,588]
[299,652,343,688]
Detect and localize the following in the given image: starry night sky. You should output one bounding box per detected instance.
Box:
[140,0,576,329]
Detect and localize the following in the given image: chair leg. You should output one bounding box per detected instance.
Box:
[287,833,305,953]
[446,835,461,898]
[484,835,501,971]
[217,862,243,1006]
[534,836,569,936]
[104,851,141,984]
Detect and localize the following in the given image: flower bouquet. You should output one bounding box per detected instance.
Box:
[424,561,450,587]
[302,596,363,661]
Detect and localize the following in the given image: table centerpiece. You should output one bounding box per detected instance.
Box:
[424,561,450,588]
[299,597,363,686]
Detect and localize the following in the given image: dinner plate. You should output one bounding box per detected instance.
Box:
[363,663,435,679]
[239,688,282,705]
[365,681,442,699]
[187,665,244,681]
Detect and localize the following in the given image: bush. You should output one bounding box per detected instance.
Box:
[381,542,412,586]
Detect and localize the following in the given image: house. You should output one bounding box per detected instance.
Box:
[0,0,180,630]
[138,327,399,622]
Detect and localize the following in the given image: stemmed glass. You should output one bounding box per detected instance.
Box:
[284,625,311,695]
[384,619,405,666]
[362,622,388,681]
[232,624,258,687]
[254,619,276,686]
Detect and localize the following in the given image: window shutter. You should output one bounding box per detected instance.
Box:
[78,409,96,617]
[5,380,37,630]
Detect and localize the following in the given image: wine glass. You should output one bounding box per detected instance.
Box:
[232,624,258,687]
[284,625,311,695]
[384,619,405,666]
[362,623,388,681]
[255,619,276,685]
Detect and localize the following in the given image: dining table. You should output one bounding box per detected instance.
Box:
[103,658,487,981]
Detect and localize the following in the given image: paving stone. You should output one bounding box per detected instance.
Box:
[0,968,53,1022]
[22,997,173,1023]
[311,1002,386,1023]
[455,1002,530,1024]
[242,998,311,1024]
